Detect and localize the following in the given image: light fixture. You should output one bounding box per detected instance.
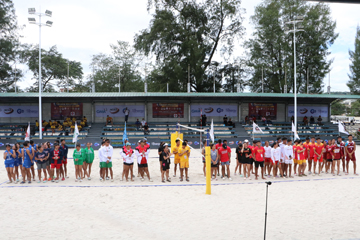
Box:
[45,10,52,17]
[46,21,53,27]
[28,8,36,14]
[28,18,36,24]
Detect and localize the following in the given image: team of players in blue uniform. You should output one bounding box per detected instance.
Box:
[3,140,69,184]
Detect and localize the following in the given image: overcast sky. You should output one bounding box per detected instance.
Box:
[12,0,360,92]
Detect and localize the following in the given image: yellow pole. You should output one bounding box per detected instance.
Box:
[205,146,211,195]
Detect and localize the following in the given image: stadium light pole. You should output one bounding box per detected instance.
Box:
[285,16,304,139]
[28,8,53,140]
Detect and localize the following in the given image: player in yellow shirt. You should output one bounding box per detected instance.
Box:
[63,121,68,127]
[72,117,76,122]
[172,139,181,177]
[70,124,75,133]
[77,125,82,131]
[57,124,63,131]
[178,142,190,182]
[66,117,71,122]
[80,121,85,127]
[184,139,191,159]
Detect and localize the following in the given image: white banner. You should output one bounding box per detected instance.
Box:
[288,106,328,117]
[190,104,237,117]
[0,106,39,118]
[95,105,145,117]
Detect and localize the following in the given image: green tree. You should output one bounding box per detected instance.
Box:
[135,0,245,92]
[89,41,145,92]
[246,0,338,93]
[23,45,83,92]
[0,0,23,92]
[347,26,360,94]
[331,101,346,116]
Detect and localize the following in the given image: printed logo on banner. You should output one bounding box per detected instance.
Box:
[188,141,193,145]
[152,142,160,146]
[0,143,3,147]
[4,108,14,114]
[96,109,107,114]
[310,109,316,114]
[194,141,199,145]
[269,140,274,144]
[226,108,236,113]
[110,108,120,114]
[235,141,239,145]
[204,107,214,113]
[81,143,85,147]
[300,108,308,114]
[229,141,234,145]
[94,142,100,147]
[216,108,223,113]
[17,109,24,114]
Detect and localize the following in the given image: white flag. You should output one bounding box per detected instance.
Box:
[338,122,349,135]
[24,122,30,141]
[292,122,300,140]
[209,119,214,143]
[73,122,79,143]
[253,122,264,134]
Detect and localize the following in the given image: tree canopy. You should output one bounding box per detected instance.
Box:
[135,0,245,92]
[246,0,338,93]
[347,26,360,94]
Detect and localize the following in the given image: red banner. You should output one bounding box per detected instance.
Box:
[152,103,184,118]
[248,103,277,120]
[51,103,83,120]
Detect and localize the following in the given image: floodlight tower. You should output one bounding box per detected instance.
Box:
[28,8,53,140]
[285,16,304,140]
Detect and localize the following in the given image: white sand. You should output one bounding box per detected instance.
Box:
[1,146,360,240]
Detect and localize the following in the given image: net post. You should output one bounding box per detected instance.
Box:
[205,146,211,195]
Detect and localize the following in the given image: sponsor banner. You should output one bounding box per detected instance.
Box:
[152,103,184,118]
[190,104,237,117]
[0,106,39,118]
[95,105,145,117]
[248,103,277,120]
[51,103,83,120]
[288,106,328,117]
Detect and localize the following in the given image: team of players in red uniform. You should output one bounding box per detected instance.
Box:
[211,135,357,181]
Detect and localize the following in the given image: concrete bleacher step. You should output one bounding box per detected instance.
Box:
[85,123,104,139]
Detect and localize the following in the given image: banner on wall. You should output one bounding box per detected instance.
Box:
[152,103,184,118]
[248,103,277,120]
[190,104,237,117]
[288,106,328,117]
[95,105,145,117]
[51,103,83,120]
[0,106,39,118]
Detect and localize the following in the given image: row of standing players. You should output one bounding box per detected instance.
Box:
[3,135,356,184]
[3,140,97,184]
[204,135,357,181]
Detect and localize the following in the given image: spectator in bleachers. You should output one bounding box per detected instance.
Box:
[124,108,130,123]
[83,116,88,127]
[72,117,76,123]
[252,116,257,124]
[202,114,207,127]
[227,118,235,128]
[303,116,309,126]
[223,115,228,125]
[245,116,250,125]
[70,123,75,133]
[310,116,315,124]
[317,116,322,125]
[266,117,272,125]
[261,116,266,124]
[106,115,113,125]
[35,120,39,131]
[51,122,56,136]
[141,118,146,127]
[290,115,294,123]
[135,119,141,131]
[66,117,71,122]
[144,122,150,135]
[80,119,86,128]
